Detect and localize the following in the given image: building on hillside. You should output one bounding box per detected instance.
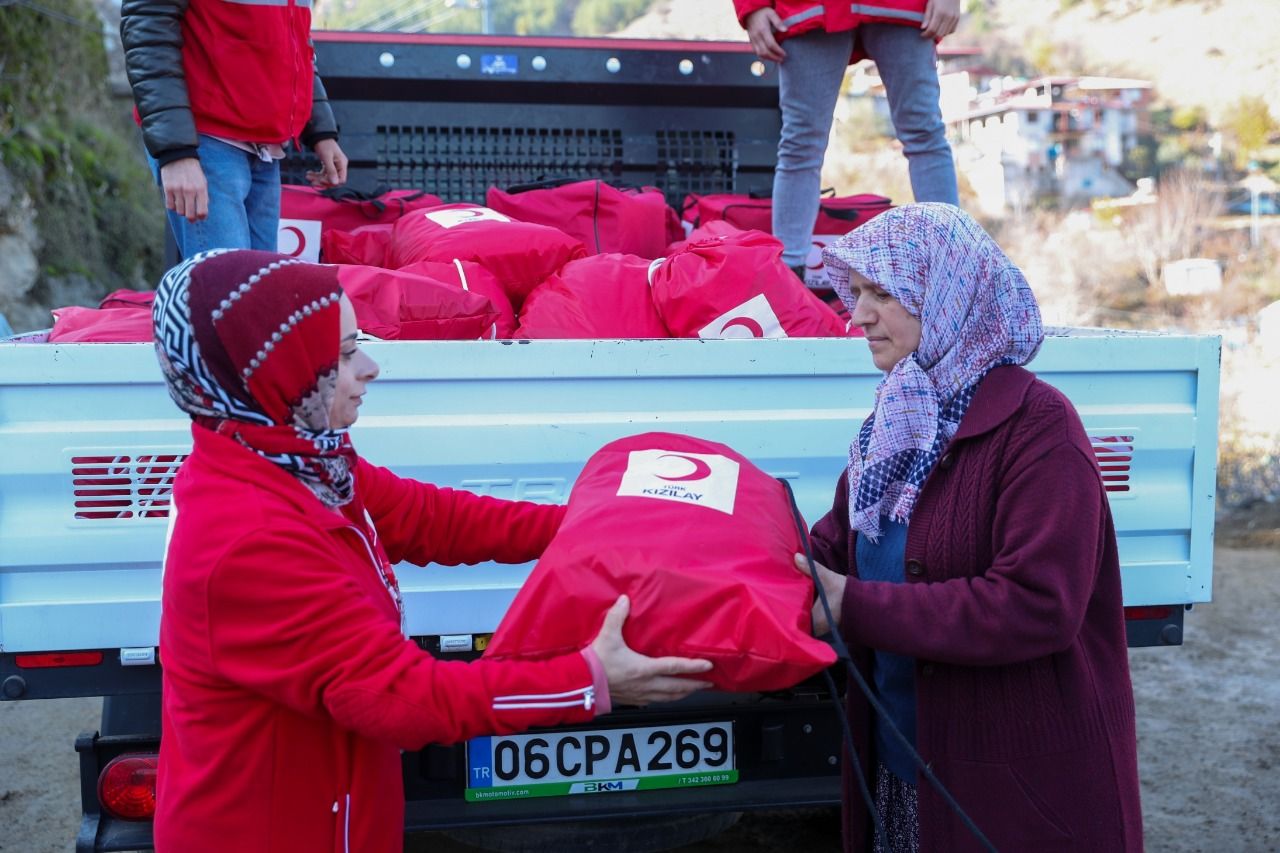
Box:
[943,75,1155,214]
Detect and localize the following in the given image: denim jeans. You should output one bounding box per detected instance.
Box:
[146,135,281,261]
[773,25,959,266]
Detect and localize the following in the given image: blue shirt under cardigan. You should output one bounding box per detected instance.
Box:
[855,519,917,784]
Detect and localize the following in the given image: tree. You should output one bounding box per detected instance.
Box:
[1220,96,1278,170]
[1116,168,1223,288]
[570,0,649,35]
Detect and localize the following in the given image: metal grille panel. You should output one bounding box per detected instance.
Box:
[654,129,737,202]
[375,125,625,203]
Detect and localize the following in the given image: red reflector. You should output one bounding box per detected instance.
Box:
[1124,606,1173,621]
[99,754,159,821]
[14,651,104,669]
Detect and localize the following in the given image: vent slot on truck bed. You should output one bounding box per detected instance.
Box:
[70,453,187,521]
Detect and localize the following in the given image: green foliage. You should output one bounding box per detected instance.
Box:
[1170,105,1208,132]
[0,0,106,138]
[571,0,650,35]
[1221,95,1279,169]
[0,0,163,294]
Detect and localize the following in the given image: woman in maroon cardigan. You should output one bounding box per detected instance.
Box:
[797,204,1142,852]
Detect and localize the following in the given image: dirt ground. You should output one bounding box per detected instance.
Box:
[3,531,1278,852]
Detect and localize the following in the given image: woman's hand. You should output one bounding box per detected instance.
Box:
[591,596,714,706]
[745,7,788,62]
[793,553,846,635]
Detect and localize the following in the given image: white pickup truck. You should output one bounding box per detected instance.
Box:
[0,330,1219,850]
[0,31,1222,853]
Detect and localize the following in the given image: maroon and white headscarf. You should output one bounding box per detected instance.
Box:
[153,249,357,509]
[822,204,1044,542]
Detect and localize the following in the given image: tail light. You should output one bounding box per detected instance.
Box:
[14,651,104,669]
[98,754,159,821]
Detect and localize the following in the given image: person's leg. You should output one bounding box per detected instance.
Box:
[859,23,959,206]
[145,135,255,259]
[773,29,856,268]
[245,156,282,252]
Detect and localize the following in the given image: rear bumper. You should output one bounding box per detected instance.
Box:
[74,690,842,851]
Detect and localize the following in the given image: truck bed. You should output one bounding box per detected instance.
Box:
[0,331,1219,673]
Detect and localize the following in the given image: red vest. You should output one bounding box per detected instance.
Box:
[180,0,316,143]
[734,0,930,53]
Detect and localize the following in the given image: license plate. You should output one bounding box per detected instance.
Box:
[465,721,736,801]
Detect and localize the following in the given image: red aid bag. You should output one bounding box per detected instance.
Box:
[665,220,747,255]
[483,432,837,692]
[321,223,395,267]
[278,186,443,262]
[681,192,892,291]
[648,231,848,339]
[399,260,518,339]
[515,254,669,340]
[98,289,156,310]
[681,192,892,233]
[487,179,684,259]
[387,204,587,309]
[49,305,153,342]
[333,265,500,341]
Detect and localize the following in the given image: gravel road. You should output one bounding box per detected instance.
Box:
[3,542,1278,852]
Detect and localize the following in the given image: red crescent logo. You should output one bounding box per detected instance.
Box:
[719,317,765,338]
[655,454,713,482]
[807,238,828,271]
[280,225,306,257]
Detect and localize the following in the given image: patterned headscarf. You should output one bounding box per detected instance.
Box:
[822,203,1044,542]
[153,249,357,509]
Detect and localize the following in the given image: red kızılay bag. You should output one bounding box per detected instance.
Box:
[681,191,893,290]
[483,432,837,692]
[664,219,747,255]
[333,265,501,341]
[386,204,587,309]
[648,230,848,339]
[398,259,518,339]
[515,254,670,340]
[48,289,157,343]
[320,223,395,267]
[278,185,443,263]
[487,178,684,259]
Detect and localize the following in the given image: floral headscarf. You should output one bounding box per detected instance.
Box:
[822,203,1044,541]
[152,249,357,509]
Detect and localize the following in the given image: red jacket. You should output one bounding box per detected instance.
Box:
[809,366,1142,852]
[733,0,928,38]
[180,0,315,143]
[155,426,597,853]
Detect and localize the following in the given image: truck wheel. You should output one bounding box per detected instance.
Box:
[441,811,741,853]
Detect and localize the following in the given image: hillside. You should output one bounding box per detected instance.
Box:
[620,0,1280,122]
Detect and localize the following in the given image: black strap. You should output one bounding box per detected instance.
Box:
[779,479,999,853]
[285,185,430,218]
[819,196,894,221]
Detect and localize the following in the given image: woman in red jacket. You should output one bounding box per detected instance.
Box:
[734,0,960,278]
[795,204,1142,852]
[149,249,712,853]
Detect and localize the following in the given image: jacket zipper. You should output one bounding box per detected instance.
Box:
[347,523,405,634]
[331,794,351,853]
[493,685,596,712]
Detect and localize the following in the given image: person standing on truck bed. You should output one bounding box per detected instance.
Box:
[148,249,713,853]
[794,204,1142,852]
[120,0,349,260]
[735,0,961,279]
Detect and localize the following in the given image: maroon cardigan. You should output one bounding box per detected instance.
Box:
[808,365,1142,852]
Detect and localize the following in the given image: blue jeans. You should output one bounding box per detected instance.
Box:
[147,135,281,260]
[773,25,959,266]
